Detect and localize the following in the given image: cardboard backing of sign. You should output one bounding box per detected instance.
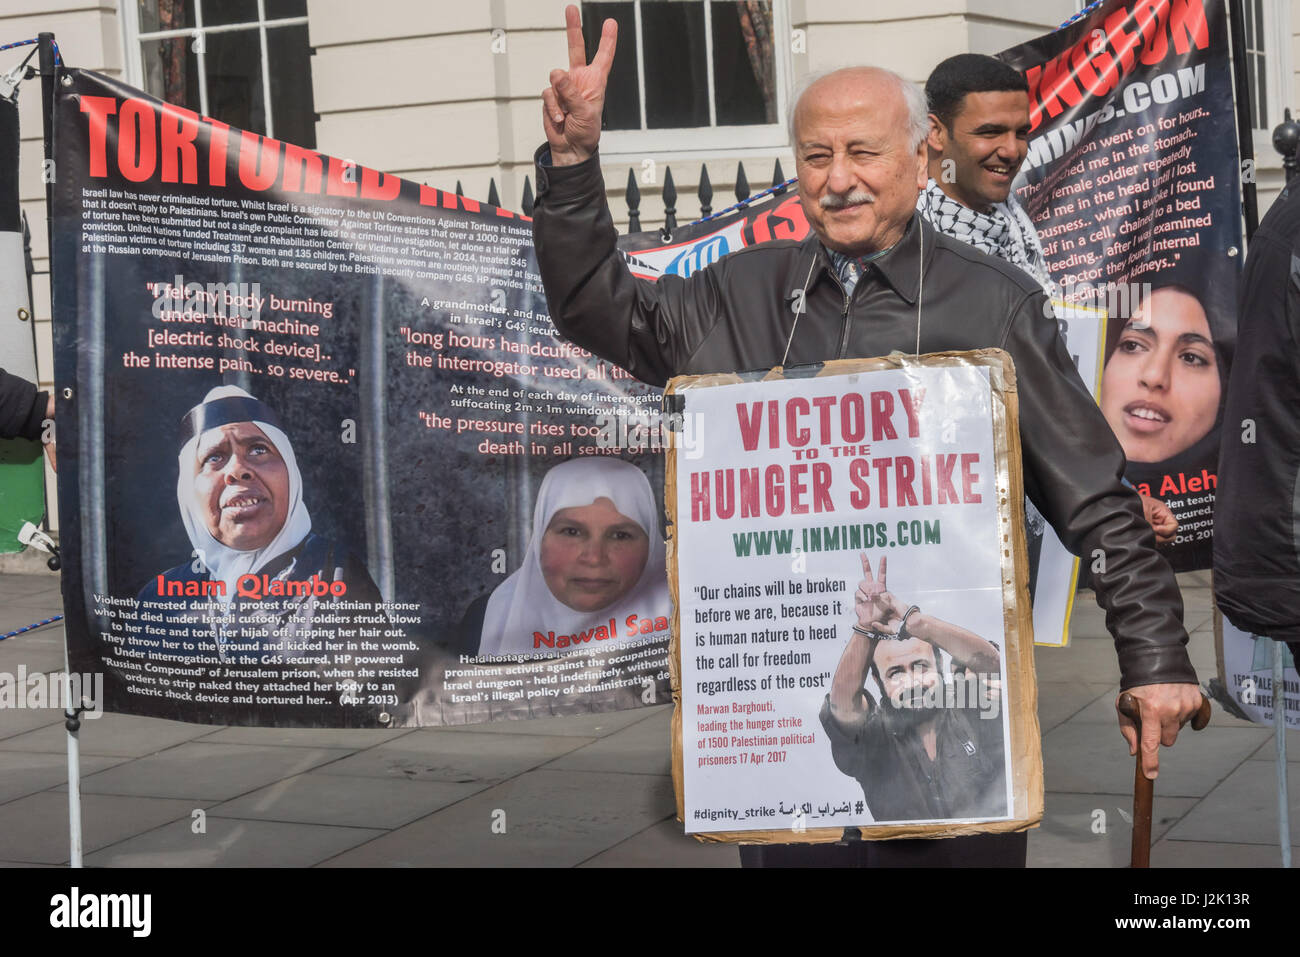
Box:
[665,349,1043,843]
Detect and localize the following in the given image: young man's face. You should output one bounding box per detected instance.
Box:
[192,422,291,551]
[927,90,1031,212]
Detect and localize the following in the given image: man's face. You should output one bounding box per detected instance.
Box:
[873,638,940,710]
[539,496,650,612]
[1099,289,1220,463]
[192,422,291,551]
[793,70,928,258]
[927,90,1031,212]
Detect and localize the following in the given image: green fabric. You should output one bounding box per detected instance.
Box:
[0,440,45,553]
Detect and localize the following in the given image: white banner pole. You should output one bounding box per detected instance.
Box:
[1274,640,1291,867]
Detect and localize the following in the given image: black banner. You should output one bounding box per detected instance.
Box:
[53,70,672,728]
[999,0,1242,571]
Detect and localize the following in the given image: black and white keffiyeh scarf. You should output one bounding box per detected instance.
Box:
[917,178,1058,298]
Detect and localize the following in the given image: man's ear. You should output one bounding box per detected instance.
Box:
[925,112,946,154]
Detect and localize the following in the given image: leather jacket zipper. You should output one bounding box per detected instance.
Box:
[832,270,854,359]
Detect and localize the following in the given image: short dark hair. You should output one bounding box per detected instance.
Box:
[925,54,1029,129]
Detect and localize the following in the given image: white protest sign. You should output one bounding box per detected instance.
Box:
[668,353,1042,841]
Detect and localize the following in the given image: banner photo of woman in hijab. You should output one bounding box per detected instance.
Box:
[997,0,1242,572]
[51,69,672,728]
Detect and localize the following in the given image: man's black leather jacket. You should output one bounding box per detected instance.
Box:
[531,147,1196,689]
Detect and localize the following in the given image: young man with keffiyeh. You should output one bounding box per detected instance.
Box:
[918,53,1177,545]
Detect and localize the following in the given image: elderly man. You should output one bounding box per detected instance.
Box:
[135,385,382,661]
[920,53,1177,543]
[533,7,1201,865]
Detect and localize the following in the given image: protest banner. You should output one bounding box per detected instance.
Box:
[1216,617,1299,730]
[999,0,1243,572]
[666,351,1042,842]
[52,69,672,728]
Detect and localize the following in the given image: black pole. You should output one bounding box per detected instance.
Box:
[1273,109,1300,185]
[38,35,57,256]
[1226,0,1259,239]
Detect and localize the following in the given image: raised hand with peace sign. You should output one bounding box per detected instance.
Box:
[853,553,908,635]
[542,5,618,167]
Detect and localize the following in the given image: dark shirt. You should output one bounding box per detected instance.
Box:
[0,368,47,441]
[819,692,1006,822]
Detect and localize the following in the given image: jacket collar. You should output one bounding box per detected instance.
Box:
[799,212,936,306]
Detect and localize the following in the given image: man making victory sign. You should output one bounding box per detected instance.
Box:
[533,5,1203,866]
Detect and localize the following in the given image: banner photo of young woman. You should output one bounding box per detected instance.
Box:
[52,69,673,728]
[665,352,1043,843]
[997,0,1242,572]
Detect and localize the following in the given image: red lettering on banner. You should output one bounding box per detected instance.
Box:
[739,468,760,517]
[840,394,865,443]
[1133,0,1171,66]
[960,453,982,503]
[873,457,892,508]
[764,465,785,515]
[786,397,811,447]
[737,402,764,451]
[691,471,711,522]
[79,96,117,178]
[715,469,736,519]
[158,103,199,184]
[870,391,897,441]
[1169,0,1209,54]
[896,456,918,507]
[1105,7,1142,75]
[418,184,443,207]
[282,143,323,192]
[360,166,401,201]
[848,458,871,508]
[207,118,230,187]
[936,455,959,505]
[1025,1,1212,132]
[769,197,807,241]
[898,388,923,438]
[118,99,156,183]
[1026,52,1084,127]
[237,130,279,191]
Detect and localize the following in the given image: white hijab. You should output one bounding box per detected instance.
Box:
[479,458,669,656]
[176,385,313,604]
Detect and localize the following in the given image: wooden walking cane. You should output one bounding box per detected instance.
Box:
[1117,692,1213,868]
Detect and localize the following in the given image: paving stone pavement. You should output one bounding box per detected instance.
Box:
[0,569,1294,867]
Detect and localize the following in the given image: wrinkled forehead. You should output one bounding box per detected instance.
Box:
[794,71,907,146]
[193,421,278,463]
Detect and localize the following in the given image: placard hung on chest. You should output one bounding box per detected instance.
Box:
[665,350,1043,843]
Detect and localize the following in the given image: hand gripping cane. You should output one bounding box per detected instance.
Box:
[1116,692,1212,868]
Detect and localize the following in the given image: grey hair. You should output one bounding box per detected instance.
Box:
[787,67,930,153]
